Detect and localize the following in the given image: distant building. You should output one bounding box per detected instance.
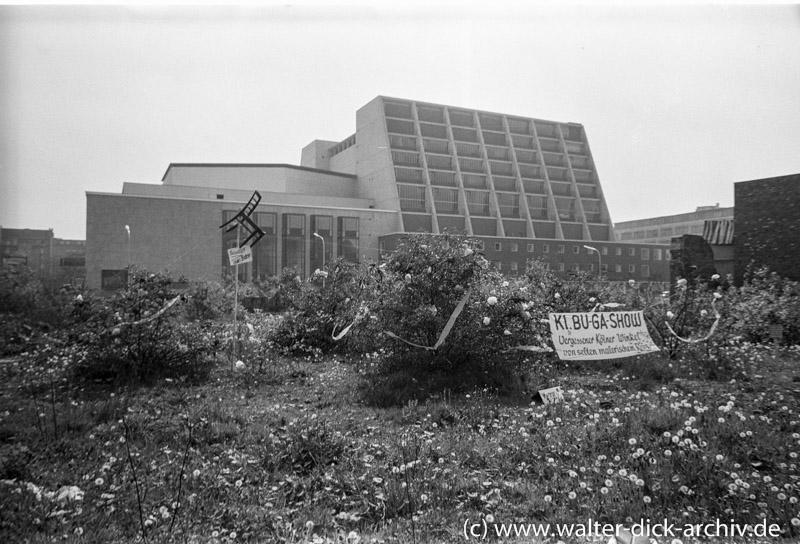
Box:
[86,96,670,289]
[734,173,800,284]
[0,227,85,286]
[614,204,734,244]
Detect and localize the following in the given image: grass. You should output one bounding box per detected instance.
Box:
[1,345,800,543]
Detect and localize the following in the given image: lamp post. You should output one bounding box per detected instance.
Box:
[584,245,602,280]
[125,225,131,284]
[313,232,325,286]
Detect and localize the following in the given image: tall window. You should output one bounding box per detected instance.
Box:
[282,214,306,276]
[254,212,277,280]
[310,215,333,272]
[338,217,359,262]
[222,210,249,281]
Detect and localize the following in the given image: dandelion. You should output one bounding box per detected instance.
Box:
[600,487,609,495]
[193,469,201,478]
[544,495,552,502]
[94,478,104,486]
[700,309,708,317]
[791,518,800,528]
[568,491,576,499]
[235,479,243,487]
[664,450,672,457]
[716,454,724,461]
[487,296,498,306]
[485,513,495,523]
[643,495,651,503]
[229,532,237,539]
[628,438,637,446]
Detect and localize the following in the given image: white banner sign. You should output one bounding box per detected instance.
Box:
[227,245,253,266]
[548,311,659,361]
[538,386,564,405]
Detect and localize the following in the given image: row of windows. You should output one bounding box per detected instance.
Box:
[619,224,704,240]
[478,241,669,260]
[222,212,359,280]
[490,261,654,277]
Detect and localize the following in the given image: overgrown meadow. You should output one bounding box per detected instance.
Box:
[1,233,799,544]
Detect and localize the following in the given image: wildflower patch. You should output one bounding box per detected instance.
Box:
[548,311,660,360]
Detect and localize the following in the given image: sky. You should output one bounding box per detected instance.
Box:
[1,2,800,240]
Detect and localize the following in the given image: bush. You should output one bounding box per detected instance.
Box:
[269,259,377,356]
[71,269,221,385]
[359,233,552,400]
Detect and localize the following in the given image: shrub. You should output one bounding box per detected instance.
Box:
[269,259,377,356]
[359,233,552,401]
[71,269,221,385]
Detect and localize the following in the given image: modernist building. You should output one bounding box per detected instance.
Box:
[86,96,670,289]
[614,204,734,244]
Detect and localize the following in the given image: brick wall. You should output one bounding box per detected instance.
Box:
[734,174,800,285]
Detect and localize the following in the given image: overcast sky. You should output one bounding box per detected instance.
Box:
[1,3,799,240]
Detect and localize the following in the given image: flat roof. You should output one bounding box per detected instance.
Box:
[161,163,357,182]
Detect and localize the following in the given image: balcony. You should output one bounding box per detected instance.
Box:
[482,131,507,147]
[485,146,509,160]
[489,161,513,176]
[538,138,560,152]
[459,158,484,173]
[423,138,449,154]
[577,184,598,198]
[420,123,447,139]
[515,149,537,164]
[523,179,546,194]
[394,167,424,184]
[492,176,516,192]
[452,127,478,143]
[429,170,457,187]
[384,101,413,119]
[426,154,453,170]
[511,134,535,149]
[417,106,445,124]
[389,134,417,151]
[550,182,572,196]
[449,110,475,127]
[547,167,569,182]
[507,117,530,134]
[392,150,420,167]
[456,142,481,157]
[543,152,566,167]
[480,115,503,131]
[518,164,540,179]
[462,174,487,189]
[534,123,557,138]
[386,118,415,135]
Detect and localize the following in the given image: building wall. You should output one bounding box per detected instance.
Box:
[86,192,397,289]
[614,205,734,244]
[734,173,800,284]
[161,164,357,197]
[379,233,670,282]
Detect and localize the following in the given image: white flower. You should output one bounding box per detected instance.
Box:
[463,248,473,256]
[429,305,437,315]
[700,309,708,317]
[235,360,246,370]
[554,293,561,300]
[483,317,491,326]
[502,281,509,288]
[628,279,636,287]
[711,274,720,280]
[713,292,722,299]
[75,294,84,303]
[503,329,511,336]
[487,296,498,306]
[404,273,412,282]
[666,311,675,319]
[589,297,596,303]
[677,278,688,287]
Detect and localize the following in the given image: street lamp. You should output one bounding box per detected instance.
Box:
[125,225,131,282]
[584,245,602,279]
[313,232,325,285]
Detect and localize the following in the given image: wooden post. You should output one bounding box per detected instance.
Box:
[233,225,240,368]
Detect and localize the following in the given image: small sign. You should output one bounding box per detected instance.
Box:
[539,386,564,405]
[548,311,660,361]
[227,245,252,266]
[769,324,784,344]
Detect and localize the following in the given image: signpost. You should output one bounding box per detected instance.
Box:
[219,191,266,365]
[227,245,253,266]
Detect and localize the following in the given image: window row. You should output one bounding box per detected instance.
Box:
[222,212,359,280]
